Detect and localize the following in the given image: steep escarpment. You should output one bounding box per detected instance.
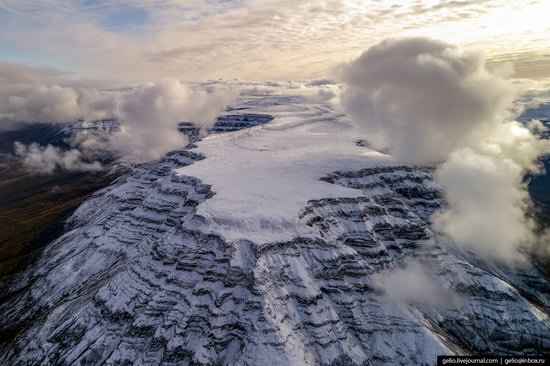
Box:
[308,166,550,356]
[1,161,548,365]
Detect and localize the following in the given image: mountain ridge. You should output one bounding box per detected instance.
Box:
[0,95,548,365]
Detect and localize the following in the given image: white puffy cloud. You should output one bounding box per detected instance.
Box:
[0,62,120,127]
[1,67,237,161]
[378,261,458,307]
[1,85,115,124]
[14,141,102,175]
[340,37,550,262]
[107,79,237,159]
[339,37,517,164]
[432,121,549,262]
[433,148,532,262]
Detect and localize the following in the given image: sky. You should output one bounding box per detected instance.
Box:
[0,0,549,82]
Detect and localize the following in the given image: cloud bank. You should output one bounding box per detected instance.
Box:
[105,79,236,159]
[217,79,340,102]
[1,66,237,167]
[14,142,102,175]
[1,85,116,124]
[339,37,517,164]
[340,37,550,262]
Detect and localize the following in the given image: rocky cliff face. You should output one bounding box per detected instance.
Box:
[179,114,274,143]
[0,97,548,365]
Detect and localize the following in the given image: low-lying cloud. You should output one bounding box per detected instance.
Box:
[378,260,458,307]
[104,79,237,159]
[224,79,340,102]
[340,37,550,263]
[14,142,102,175]
[433,124,548,261]
[2,85,116,124]
[1,66,237,167]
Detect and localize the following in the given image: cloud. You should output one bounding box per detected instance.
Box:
[105,79,237,159]
[433,147,534,262]
[339,37,517,164]
[1,1,548,81]
[14,141,102,175]
[0,62,121,127]
[340,37,550,262]
[378,260,459,307]
[227,79,340,102]
[1,85,116,124]
[306,78,336,86]
[1,67,237,160]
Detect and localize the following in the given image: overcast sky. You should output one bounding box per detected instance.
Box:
[0,0,548,82]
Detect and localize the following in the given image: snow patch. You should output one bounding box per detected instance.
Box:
[177,97,394,243]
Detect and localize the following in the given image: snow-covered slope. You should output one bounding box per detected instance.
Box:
[177,99,392,243]
[0,95,548,365]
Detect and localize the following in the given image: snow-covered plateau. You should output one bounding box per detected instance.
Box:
[0,94,548,365]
